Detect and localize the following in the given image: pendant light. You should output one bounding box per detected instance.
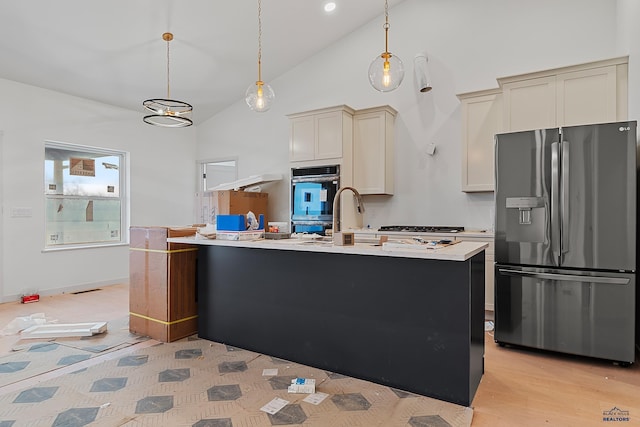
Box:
[368,0,404,92]
[245,0,275,112]
[143,32,193,127]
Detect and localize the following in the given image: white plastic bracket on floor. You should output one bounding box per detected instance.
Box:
[20,321,108,338]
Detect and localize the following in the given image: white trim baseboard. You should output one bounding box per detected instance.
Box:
[0,277,128,303]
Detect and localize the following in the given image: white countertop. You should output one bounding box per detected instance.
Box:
[167,236,488,261]
[352,229,494,239]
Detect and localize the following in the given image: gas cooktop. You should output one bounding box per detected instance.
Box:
[378,225,465,233]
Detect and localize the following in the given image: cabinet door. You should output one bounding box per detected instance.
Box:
[353,109,394,195]
[315,111,343,160]
[503,76,556,132]
[557,66,617,126]
[456,236,495,311]
[290,116,315,162]
[460,91,502,192]
[485,250,495,311]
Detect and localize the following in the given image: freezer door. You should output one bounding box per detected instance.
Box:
[494,265,636,363]
[495,128,560,267]
[560,122,637,271]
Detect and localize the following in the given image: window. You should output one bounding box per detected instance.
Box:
[200,158,237,191]
[44,142,127,249]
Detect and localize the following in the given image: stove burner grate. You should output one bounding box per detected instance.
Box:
[378,225,465,233]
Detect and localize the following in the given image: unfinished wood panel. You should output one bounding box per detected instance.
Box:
[129,226,198,342]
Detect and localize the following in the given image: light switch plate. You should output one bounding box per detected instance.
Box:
[11,207,32,218]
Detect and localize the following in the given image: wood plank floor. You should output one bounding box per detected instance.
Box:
[1,283,638,426]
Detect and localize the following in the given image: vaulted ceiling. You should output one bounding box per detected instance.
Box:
[0,0,406,124]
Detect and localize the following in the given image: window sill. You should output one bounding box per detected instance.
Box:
[42,242,130,253]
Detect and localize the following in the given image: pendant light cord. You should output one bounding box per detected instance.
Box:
[257,0,263,82]
[166,36,171,99]
[384,0,389,55]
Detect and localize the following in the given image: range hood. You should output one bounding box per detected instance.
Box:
[207,174,282,191]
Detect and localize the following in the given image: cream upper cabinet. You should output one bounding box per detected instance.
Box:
[289,114,315,162]
[502,76,556,132]
[556,65,619,126]
[353,106,397,195]
[457,89,503,192]
[501,57,628,132]
[458,56,628,192]
[288,105,355,163]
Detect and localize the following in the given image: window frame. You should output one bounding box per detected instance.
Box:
[198,157,238,192]
[43,141,129,251]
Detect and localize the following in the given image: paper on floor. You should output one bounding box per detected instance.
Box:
[303,392,329,405]
[260,397,289,414]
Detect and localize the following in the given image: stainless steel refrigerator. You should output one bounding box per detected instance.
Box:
[494,121,637,364]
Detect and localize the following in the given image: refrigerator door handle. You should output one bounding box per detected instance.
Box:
[551,141,561,263]
[561,141,569,255]
[498,268,630,285]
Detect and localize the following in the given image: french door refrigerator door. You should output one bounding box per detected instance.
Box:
[494,265,636,363]
[495,128,560,267]
[559,122,636,271]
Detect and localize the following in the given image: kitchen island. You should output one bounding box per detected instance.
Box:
[168,236,487,407]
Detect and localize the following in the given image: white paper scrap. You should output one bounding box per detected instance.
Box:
[262,368,278,376]
[303,392,329,405]
[260,397,289,415]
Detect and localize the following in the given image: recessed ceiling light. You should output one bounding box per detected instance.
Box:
[324,2,336,13]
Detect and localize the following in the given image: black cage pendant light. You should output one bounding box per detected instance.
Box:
[143,32,193,127]
[368,0,404,92]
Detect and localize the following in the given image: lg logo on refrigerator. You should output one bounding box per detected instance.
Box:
[619,126,631,131]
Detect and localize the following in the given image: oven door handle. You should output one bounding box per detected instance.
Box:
[292,175,340,184]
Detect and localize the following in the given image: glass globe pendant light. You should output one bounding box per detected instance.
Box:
[143,32,193,127]
[246,0,275,112]
[368,0,404,92]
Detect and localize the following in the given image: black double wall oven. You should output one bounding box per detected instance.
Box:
[290,165,339,235]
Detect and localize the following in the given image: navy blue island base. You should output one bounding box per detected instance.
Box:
[196,244,485,407]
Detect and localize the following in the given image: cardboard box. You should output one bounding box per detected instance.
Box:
[129,226,198,342]
[196,190,268,226]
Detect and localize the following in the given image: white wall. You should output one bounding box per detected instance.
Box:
[197,0,623,231]
[0,78,196,301]
[617,0,640,121]
[0,0,631,301]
